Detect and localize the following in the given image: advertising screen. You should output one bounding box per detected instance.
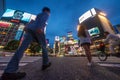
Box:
[88,27,100,36]
[1,9,31,23]
[15,30,23,40]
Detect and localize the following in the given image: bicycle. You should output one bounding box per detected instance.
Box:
[96,42,108,61]
[97,42,120,61]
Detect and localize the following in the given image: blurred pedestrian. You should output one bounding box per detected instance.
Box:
[1,7,51,80]
[77,24,92,66]
[104,31,120,54]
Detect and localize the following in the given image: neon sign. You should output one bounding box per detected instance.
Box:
[0,21,12,28]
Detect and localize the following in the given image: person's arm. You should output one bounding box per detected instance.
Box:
[104,34,111,43]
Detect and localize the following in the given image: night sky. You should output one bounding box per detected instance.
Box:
[6,0,120,44]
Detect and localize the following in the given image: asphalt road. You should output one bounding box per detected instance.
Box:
[0,55,120,80]
[19,57,120,80]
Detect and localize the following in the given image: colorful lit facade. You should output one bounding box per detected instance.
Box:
[78,8,115,40]
[0,8,36,46]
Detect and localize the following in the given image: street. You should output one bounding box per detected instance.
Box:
[0,56,41,76]
[0,55,120,80]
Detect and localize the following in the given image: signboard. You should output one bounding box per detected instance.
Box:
[55,36,60,41]
[88,27,100,36]
[1,9,31,23]
[0,21,12,28]
[79,8,97,23]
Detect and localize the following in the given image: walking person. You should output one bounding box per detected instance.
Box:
[77,24,92,66]
[104,31,120,54]
[1,7,51,80]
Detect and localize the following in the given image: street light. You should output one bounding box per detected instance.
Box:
[77,25,80,31]
[99,12,106,16]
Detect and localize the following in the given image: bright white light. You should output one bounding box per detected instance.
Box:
[91,8,97,16]
[30,14,36,20]
[79,10,92,23]
[99,12,106,16]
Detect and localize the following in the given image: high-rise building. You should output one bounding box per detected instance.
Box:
[0,0,5,18]
[0,8,36,46]
[78,8,115,40]
[67,31,73,40]
[0,21,19,45]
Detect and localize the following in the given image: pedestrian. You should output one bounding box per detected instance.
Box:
[1,7,51,80]
[104,31,120,54]
[77,24,92,66]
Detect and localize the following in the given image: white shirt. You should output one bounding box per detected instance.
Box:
[104,34,120,44]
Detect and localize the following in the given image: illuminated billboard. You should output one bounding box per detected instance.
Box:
[0,21,12,28]
[88,27,100,36]
[15,23,25,40]
[79,8,97,23]
[1,9,32,23]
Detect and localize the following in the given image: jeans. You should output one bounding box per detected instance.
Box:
[4,31,49,73]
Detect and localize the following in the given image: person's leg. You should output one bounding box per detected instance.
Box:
[4,33,33,73]
[37,33,51,70]
[38,33,49,65]
[82,44,92,63]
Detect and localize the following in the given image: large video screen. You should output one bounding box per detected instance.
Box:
[88,27,100,36]
[1,9,31,23]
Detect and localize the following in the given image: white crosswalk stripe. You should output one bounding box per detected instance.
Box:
[0,56,41,77]
[97,63,120,67]
[0,63,28,66]
[0,62,29,77]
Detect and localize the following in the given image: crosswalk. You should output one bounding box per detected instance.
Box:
[0,56,120,77]
[93,57,120,67]
[0,56,41,77]
[0,62,29,77]
[97,63,120,67]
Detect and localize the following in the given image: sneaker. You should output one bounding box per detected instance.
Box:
[1,72,26,80]
[41,62,51,71]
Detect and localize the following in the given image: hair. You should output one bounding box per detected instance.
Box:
[14,10,24,14]
[104,31,109,34]
[42,7,50,13]
[77,24,87,37]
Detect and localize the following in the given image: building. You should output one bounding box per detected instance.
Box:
[0,21,19,45]
[78,8,115,40]
[0,8,36,46]
[0,0,5,18]
[113,24,120,34]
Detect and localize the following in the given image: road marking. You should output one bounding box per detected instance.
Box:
[0,63,28,66]
[0,62,29,77]
[98,63,120,67]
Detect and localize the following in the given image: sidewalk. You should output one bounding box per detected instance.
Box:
[20,57,120,80]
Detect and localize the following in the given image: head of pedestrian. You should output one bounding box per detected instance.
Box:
[42,7,50,15]
[104,31,109,37]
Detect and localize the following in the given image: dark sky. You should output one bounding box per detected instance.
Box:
[6,0,120,44]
